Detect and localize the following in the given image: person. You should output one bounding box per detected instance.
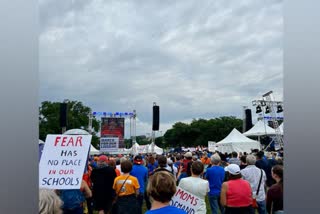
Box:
[153,155,174,175]
[83,162,94,214]
[39,189,63,214]
[130,155,149,214]
[220,164,253,214]
[266,165,283,214]
[59,179,92,214]
[239,155,248,170]
[113,160,140,214]
[179,161,209,214]
[241,155,267,214]
[91,155,117,214]
[255,151,274,187]
[228,152,241,166]
[206,154,225,214]
[109,158,121,176]
[147,155,158,176]
[146,171,187,214]
[167,158,178,178]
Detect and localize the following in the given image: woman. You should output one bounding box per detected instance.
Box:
[266,165,283,214]
[112,160,140,214]
[146,171,187,214]
[39,189,63,214]
[220,164,253,214]
[178,161,209,214]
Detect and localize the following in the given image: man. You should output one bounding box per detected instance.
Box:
[241,154,267,214]
[178,152,193,181]
[255,151,274,187]
[91,155,117,214]
[205,154,225,214]
[130,155,148,214]
[228,151,241,165]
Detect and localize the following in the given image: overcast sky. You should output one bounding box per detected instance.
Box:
[39,0,283,137]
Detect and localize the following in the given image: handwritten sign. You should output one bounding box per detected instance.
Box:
[100,137,119,152]
[170,187,202,214]
[39,134,92,189]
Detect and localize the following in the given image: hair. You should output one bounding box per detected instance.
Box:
[157,155,167,168]
[121,160,133,173]
[148,156,155,165]
[272,165,283,192]
[191,161,204,175]
[231,151,238,158]
[108,159,116,169]
[39,189,63,214]
[147,171,176,203]
[240,155,247,164]
[176,155,181,161]
[210,154,221,165]
[120,157,127,163]
[246,154,256,165]
[227,172,242,180]
[256,151,264,159]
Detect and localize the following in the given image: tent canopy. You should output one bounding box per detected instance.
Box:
[244,120,276,137]
[90,144,100,155]
[63,129,90,135]
[279,122,284,135]
[216,128,260,154]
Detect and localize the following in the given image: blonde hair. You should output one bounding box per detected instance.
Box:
[147,171,176,203]
[39,189,63,214]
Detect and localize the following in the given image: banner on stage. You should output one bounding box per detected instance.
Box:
[100,137,119,152]
[39,134,92,189]
[170,187,201,214]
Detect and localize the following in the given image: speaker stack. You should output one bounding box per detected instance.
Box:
[245,109,253,131]
[152,105,160,131]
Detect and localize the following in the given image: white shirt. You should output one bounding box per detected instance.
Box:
[165,165,178,177]
[241,165,267,201]
[178,176,209,214]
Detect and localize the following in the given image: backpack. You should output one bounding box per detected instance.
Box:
[60,189,85,209]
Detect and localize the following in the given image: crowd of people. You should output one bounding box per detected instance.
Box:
[39,149,284,214]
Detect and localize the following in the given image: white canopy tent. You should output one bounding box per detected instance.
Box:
[216,128,261,154]
[129,142,163,155]
[90,145,100,155]
[279,122,284,135]
[244,120,276,137]
[39,139,45,144]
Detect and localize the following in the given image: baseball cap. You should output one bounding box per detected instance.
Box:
[184,152,192,158]
[224,164,241,175]
[98,155,108,162]
[134,155,143,165]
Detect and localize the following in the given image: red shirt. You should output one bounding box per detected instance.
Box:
[226,179,252,207]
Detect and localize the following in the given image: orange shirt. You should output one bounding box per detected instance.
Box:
[113,175,139,197]
[201,157,211,165]
[115,168,121,177]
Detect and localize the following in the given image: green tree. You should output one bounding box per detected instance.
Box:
[39,100,100,147]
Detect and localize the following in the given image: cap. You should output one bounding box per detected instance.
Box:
[134,155,143,165]
[184,152,192,158]
[167,159,173,165]
[224,164,241,175]
[98,155,108,162]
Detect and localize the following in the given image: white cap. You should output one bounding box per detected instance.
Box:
[224,164,241,175]
[167,159,173,165]
[184,152,192,158]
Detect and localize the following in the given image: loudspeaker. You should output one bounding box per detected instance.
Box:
[152,105,160,131]
[245,109,253,131]
[60,103,67,127]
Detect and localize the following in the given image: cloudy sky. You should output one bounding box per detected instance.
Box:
[39,0,283,137]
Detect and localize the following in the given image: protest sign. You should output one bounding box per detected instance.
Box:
[170,187,202,214]
[100,137,119,152]
[208,141,216,152]
[39,134,92,189]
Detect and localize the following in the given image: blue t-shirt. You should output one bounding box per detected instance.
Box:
[130,164,148,193]
[145,206,187,214]
[206,166,225,196]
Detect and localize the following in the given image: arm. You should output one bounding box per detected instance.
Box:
[220,182,228,207]
[81,180,92,198]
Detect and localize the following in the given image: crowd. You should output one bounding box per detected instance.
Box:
[39,149,284,214]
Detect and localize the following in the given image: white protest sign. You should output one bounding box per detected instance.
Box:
[170,187,202,214]
[39,134,92,189]
[100,137,119,152]
[208,141,216,152]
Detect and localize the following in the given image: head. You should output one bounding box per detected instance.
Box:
[108,159,116,169]
[39,189,63,214]
[231,151,238,158]
[191,161,204,176]
[134,155,143,165]
[272,165,283,181]
[256,151,264,160]
[246,154,256,165]
[240,155,247,164]
[148,156,155,165]
[97,155,108,167]
[225,164,242,180]
[121,160,133,173]
[184,152,193,160]
[147,171,176,203]
[210,154,221,165]
[157,155,167,168]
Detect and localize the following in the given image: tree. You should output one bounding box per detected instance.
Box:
[39,100,100,147]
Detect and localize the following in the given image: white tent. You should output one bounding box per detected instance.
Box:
[90,145,100,155]
[279,122,284,135]
[39,139,45,144]
[244,120,276,137]
[216,128,261,154]
[64,129,90,135]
